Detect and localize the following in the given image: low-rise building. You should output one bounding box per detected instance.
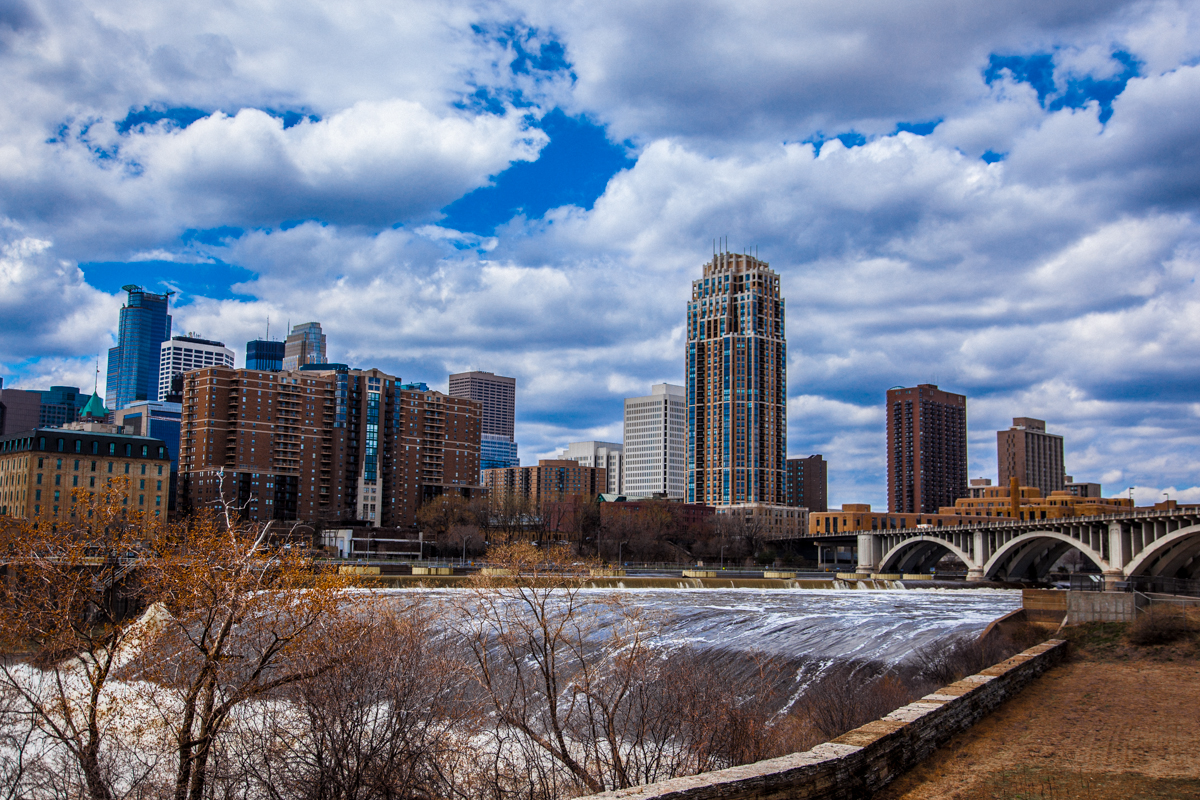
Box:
[717,502,809,539]
[808,504,961,535]
[0,427,172,521]
[559,441,624,495]
[482,459,607,508]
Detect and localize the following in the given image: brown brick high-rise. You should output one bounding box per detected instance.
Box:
[686,250,787,506]
[886,384,967,513]
[178,367,480,527]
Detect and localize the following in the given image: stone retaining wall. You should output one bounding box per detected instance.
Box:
[586,639,1068,800]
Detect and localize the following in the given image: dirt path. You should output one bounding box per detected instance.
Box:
[874,630,1200,800]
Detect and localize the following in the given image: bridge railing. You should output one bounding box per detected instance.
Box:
[803,506,1200,538]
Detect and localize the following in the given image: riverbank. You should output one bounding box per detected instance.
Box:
[872,620,1200,799]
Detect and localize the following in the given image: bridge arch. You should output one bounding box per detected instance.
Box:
[983,531,1107,581]
[879,536,976,574]
[1124,525,1200,579]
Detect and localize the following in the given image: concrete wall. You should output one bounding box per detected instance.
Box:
[1067,591,1145,623]
[586,639,1068,800]
[1021,588,1067,623]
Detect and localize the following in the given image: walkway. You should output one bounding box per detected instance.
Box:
[873,644,1200,799]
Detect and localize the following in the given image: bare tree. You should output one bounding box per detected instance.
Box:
[0,481,161,800]
[230,600,481,800]
[129,507,354,800]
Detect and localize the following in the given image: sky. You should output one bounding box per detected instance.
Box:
[2,0,1200,508]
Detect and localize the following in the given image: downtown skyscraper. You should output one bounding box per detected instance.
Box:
[106,285,173,412]
[686,250,787,506]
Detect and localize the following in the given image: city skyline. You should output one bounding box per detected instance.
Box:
[1,1,1199,509]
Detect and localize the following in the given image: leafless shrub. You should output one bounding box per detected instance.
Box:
[797,663,914,741]
[1128,605,1196,646]
[225,602,480,800]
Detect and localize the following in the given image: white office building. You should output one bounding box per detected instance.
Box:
[622,384,686,499]
[158,335,234,401]
[559,441,624,495]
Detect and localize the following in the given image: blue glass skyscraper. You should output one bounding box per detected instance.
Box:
[106,285,173,412]
[246,339,285,371]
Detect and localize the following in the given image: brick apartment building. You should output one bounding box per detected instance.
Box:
[886,384,967,514]
[481,459,608,508]
[178,366,481,527]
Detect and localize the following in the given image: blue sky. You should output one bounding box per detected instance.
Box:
[2,0,1200,507]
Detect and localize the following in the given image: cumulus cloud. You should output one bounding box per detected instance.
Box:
[3,0,1200,507]
[0,222,118,365]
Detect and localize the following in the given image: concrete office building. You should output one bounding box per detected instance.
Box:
[282,322,327,372]
[686,250,787,506]
[559,441,624,495]
[449,371,518,469]
[998,417,1065,499]
[886,384,968,514]
[246,339,285,372]
[624,384,686,499]
[177,365,480,527]
[159,335,234,402]
[785,454,827,512]
[0,427,171,521]
[106,285,173,412]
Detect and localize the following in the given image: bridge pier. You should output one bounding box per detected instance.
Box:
[1103,569,1125,592]
[966,567,986,582]
[856,533,880,576]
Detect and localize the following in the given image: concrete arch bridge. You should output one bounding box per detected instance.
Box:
[847,509,1200,586]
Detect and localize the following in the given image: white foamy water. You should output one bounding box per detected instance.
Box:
[618,588,1021,665]
[388,586,1020,670]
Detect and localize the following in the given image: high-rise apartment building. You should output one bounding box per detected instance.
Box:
[177,366,480,527]
[246,339,285,372]
[998,417,1065,499]
[686,251,787,506]
[785,454,827,512]
[559,441,624,494]
[449,371,517,469]
[106,285,173,412]
[282,322,327,372]
[886,384,967,513]
[623,384,686,499]
[159,335,234,401]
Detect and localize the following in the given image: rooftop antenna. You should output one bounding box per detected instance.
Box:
[266,315,270,341]
[93,355,100,393]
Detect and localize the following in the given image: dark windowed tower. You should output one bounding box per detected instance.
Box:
[106,286,173,412]
[785,454,827,511]
[246,339,285,372]
[686,249,787,506]
[886,384,967,513]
